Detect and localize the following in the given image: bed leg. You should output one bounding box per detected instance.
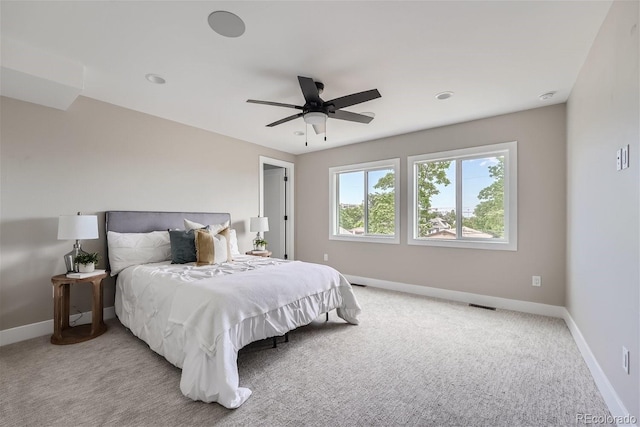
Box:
[326,312,329,322]
[273,333,289,348]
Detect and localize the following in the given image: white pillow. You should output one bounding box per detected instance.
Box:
[228,229,240,255]
[107,230,171,276]
[184,218,229,234]
[213,233,228,264]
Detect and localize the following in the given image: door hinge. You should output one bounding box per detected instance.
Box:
[284,254,288,260]
[284,215,288,221]
[284,176,288,182]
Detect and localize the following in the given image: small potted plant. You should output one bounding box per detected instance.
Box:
[75,252,99,273]
[253,238,268,251]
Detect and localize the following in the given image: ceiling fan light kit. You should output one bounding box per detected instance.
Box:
[247,76,381,145]
[303,112,327,125]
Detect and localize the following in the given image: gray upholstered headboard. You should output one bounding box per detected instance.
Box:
[105,211,231,233]
[104,210,231,274]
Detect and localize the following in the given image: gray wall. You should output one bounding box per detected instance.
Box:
[296,104,567,306]
[566,0,639,418]
[0,96,294,330]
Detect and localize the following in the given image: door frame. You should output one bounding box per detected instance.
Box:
[259,156,294,260]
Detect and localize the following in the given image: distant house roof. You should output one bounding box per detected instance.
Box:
[429,217,451,234]
[429,217,451,231]
[461,226,495,239]
[427,226,494,239]
[427,229,457,239]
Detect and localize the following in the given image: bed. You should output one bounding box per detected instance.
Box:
[106,211,361,409]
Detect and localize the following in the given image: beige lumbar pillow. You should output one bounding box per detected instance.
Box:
[185,218,233,262]
[194,229,216,266]
[194,228,231,266]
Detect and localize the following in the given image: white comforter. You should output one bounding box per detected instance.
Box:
[114,255,361,408]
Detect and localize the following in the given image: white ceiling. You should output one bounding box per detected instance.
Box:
[1,1,612,155]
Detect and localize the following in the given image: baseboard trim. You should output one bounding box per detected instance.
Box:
[0,306,116,347]
[345,274,565,318]
[345,274,636,426]
[562,308,637,426]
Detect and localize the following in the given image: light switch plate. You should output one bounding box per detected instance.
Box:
[617,149,622,170]
[623,346,629,374]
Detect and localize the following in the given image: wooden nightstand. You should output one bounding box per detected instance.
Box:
[50,272,108,345]
[246,250,272,257]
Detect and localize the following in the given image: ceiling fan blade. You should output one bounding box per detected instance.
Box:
[266,113,304,127]
[247,99,303,110]
[330,110,374,124]
[298,76,322,106]
[312,122,326,134]
[326,89,381,110]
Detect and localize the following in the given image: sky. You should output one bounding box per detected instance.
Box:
[430,157,500,216]
[338,157,500,216]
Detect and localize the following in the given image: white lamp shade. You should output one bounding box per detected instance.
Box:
[57,215,99,240]
[250,216,269,233]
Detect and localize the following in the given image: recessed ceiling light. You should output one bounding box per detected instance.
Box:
[208,11,245,38]
[435,91,454,100]
[145,74,166,84]
[539,91,556,101]
[293,131,304,136]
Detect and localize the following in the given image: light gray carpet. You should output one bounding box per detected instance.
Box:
[1,286,611,426]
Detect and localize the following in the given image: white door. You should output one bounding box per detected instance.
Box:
[263,167,286,259]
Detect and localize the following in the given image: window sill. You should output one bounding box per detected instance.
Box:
[408,238,517,251]
[330,235,399,244]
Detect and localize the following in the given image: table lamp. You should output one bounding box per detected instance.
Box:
[250,216,269,250]
[58,212,99,272]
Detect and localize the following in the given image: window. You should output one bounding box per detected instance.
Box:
[330,158,400,243]
[408,141,517,250]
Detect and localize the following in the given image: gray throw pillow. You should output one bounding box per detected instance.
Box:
[168,227,209,264]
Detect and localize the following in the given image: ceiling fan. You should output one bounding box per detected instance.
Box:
[247,76,381,135]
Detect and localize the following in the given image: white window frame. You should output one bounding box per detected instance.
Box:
[329,158,400,244]
[408,141,517,251]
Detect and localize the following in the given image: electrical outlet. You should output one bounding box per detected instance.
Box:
[323,253,328,261]
[532,276,541,287]
[623,347,629,374]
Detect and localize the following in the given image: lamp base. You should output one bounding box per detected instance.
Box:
[253,234,267,251]
[63,243,88,273]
